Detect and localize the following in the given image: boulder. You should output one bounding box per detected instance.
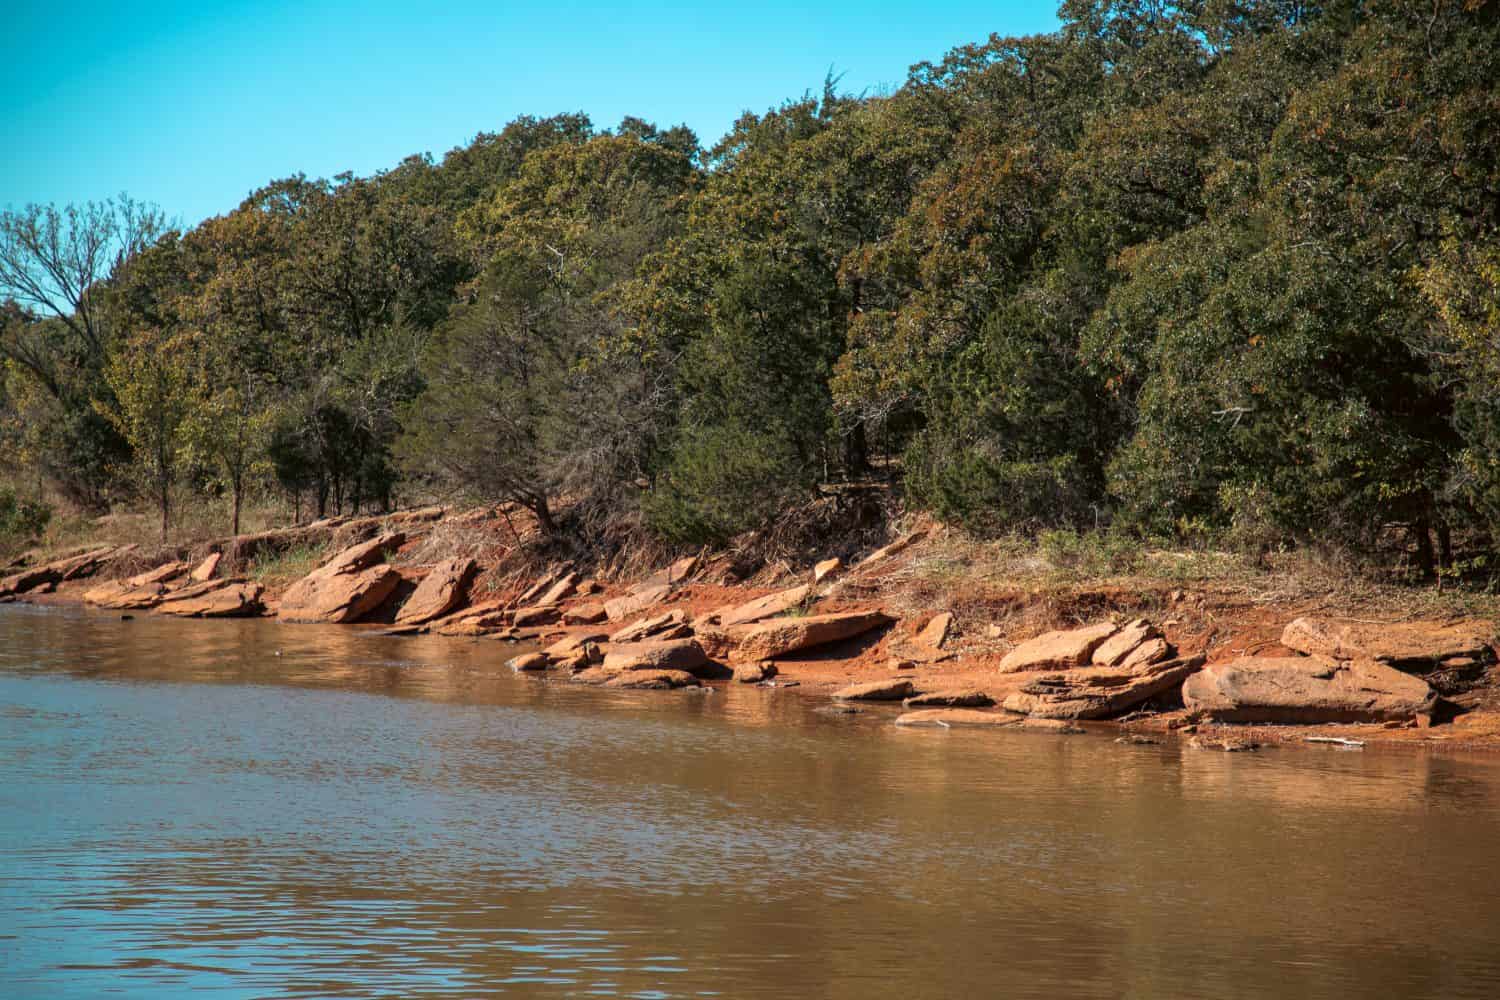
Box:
[895,708,1021,728]
[903,689,994,708]
[127,561,191,588]
[313,531,404,577]
[1280,617,1495,670]
[562,602,608,625]
[1021,718,1085,734]
[610,609,690,644]
[432,599,510,636]
[511,605,560,628]
[604,669,701,690]
[604,583,671,621]
[155,580,264,618]
[544,632,609,661]
[87,581,169,610]
[915,612,954,650]
[570,666,614,686]
[395,557,476,625]
[189,552,222,583]
[1181,656,1438,724]
[602,639,709,675]
[713,585,810,628]
[1002,655,1205,720]
[639,555,700,589]
[1091,619,1158,667]
[735,610,895,660]
[3,546,121,596]
[733,661,777,684]
[813,557,843,583]
[999,622,1120,673]
[1119,637,1170,668]
[279,562,402,624]
[833,678,914,701]
[534,571,581,608]
[507,652,549,672]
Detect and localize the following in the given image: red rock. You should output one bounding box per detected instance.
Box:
[511,605,560,628]
[915,611,953,650]
[535,571,581,607]
[858,530,928,568]
[544,632,608,661]
[1181,656,1437,724]
[609,609,689,643]
[999,622,1119,673]
[894,708,1021,728]
[508,652,549,672]
[833,678,914,701]
[602,639,709,675]
[395,557,476,625]
[1091,619,1158,667]
[156,580,264,618]
[1119,637,1170,668]
[562,602,607,625]
[127,561,190,588]
[712,585,810,628]
[1281,617,1494,669]
[1002,655,1205,720]
[735,611,894,660]
[813,557,842,583]
[903,689,994,708]
[639,555,700,588]
[189,552,222,583]
[733,661,777,683]
[604,583,671,621]
[85,580,168,610]
[279,564,401,624]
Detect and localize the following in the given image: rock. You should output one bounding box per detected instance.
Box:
[155,580,263,618]
[1115,734,1160,745]
[639,555,700,589]
[1280,617,1495,670]
[735,610,895,660]
[1190,733,1260,752]
[535,571,581,608]
[544,632,609,661]
[895,708,1021,728]
[433,600,511,636]
[733,661,777,683]
[508,652,550,672]
[604,583,671,621]
[604,669,701,689]
[279,566,402,620]
[1181,656,1438,724]
[1119,637,1170,668]
[1,546,120,596]
[511,605,560,628]
[562,602,607,625]
[903,689,994,708]
[889,658,916,670]
[316,532,405,577]
[189,552,222,583]
[813,557,843,583]
[1021,718,1086,734]
[127,561,191,588]
[602,639,709,675]
[998,621,1119,673]
[915,611,954,650]
[818,703,862,716]
[570,666,613,685]
[610,609,689,644]
[395,557,476,625]
[1091,618,1158,667]
[1002,655,1206,720]
[858,530,928,568]
[84,580,168,610]
[833,678,915,701]
[986,624,1006,639]
[514,569,570,607]
[712,585,811,628]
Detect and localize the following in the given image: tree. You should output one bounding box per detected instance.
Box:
[102,329,194,543]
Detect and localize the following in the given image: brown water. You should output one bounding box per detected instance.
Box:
[4,604,1500,998]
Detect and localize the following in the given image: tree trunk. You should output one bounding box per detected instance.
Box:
[532,495,555,536]
[1414,519,1436,578]
[159,485,169,545]
[231,474,242,538]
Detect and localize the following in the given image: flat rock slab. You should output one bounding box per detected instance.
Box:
[733,661,777,683]
[562,602,608,625]
[535,572,581,608]
[833,678,915,701]
[508,653,549,672]
[85,580,168,610]
[1092,619,1158,667]
[813,557,842,583]
[155,580,264,618]
[1281,617,1495,669]
[604,669,701,690]
[714,585,810,628]
[895,708,1022,728]
[602,639,709,675]
[915,612,954,650]
[127,561,191,588]
[903,689,994,708]
[999,622,1119,673]
[279,564,401,624]
[189,552,222,583]
[638,556,700,589]
[1003,655,1205,720]
[610,609,689,644]
[395,556,476,625]
[604,584,671,622]
[735,611,894,661]
[1182,656,1437,724]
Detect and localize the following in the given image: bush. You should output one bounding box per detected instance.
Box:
[643,425,811,545]
[0,487,52,548]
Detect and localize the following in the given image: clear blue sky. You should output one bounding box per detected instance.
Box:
[4,1,1059,227]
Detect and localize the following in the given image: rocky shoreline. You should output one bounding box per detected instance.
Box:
[6,508,1500,754]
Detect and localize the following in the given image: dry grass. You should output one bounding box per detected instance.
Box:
[245,543,330,589]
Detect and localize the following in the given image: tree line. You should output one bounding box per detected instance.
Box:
[2,0,1498,576]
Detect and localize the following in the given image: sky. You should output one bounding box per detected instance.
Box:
[3,1,1060,228]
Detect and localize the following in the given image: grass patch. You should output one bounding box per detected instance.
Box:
[246,543,330,588]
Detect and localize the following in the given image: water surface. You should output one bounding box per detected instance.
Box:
[3,602,1500,998]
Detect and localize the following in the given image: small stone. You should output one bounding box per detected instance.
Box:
[733,661,777,684]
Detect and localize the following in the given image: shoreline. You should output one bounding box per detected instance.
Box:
[7,509,1500,756]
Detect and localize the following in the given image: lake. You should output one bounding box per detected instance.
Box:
[4,601,1500,998]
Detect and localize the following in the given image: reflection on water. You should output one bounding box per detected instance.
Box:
[4,602,1500,998]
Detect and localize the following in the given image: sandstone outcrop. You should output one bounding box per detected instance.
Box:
[604,583,671,621]
[1281,617,1494,670]
[395,557,476,625]
[903,689,994,708]
[894,708,1021,728]
[1002,655,1205,720]
[155,580,264,617]
[1181,656,1437,724]
[735,610,894,660]
[998,621,1119,673]
[602,639,709,675]
[833,678,914,701]
[712,585,810,627]
[189,552,221,583]
[604,669,701,689]
[278,532,405,624]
